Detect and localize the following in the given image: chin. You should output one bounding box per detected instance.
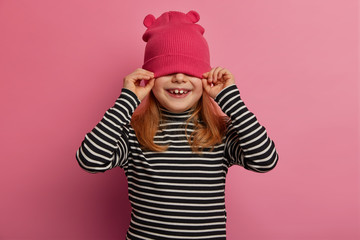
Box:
[166,106,188,113]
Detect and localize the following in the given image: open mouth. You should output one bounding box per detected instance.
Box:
[168,89,189,94]
[166,89,191,97]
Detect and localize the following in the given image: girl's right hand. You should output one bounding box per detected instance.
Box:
[123,68,155,101]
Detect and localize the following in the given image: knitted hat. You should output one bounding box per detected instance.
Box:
[142,10,211,79]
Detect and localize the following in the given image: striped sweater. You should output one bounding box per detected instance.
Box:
[76,84,278,239]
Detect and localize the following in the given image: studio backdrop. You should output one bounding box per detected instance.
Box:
[0,0,359,239]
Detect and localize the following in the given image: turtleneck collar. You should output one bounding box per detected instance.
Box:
[160,107,194,122]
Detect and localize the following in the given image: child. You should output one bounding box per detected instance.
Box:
[76,10,278,240]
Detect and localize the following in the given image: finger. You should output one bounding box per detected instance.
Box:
[202,72,209,77]
[208,68,216,81]
[223,70,235,83]
[144,78,155,91]
[210,67,219,83]
[133,73,153,81]
[223,72,232,81]
[135,69,155,78]
[136,68,154,74]
[202,79,211,92]
[213,67,223,81]
[218,68,227,80]
[202,78,212,87]
[210,67,220,84]
[205,72,213,84]
[144,70,155,77]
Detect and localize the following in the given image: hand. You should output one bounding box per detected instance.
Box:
[202,67,235,99]
[123,68,155,101]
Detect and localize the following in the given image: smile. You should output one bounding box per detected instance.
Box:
[166,89,191,97]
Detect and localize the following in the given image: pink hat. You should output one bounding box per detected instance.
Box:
[142,10,211,79]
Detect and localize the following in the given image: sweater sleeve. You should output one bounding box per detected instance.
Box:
[214,84,279,173]
[75,88,140,173]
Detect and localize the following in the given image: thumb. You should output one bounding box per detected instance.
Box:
[144,78,155,91]
[202,79,211,92]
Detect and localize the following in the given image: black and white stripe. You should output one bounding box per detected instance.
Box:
[76,85,278,239]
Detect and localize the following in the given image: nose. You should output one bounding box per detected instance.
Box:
[172,73,188,83]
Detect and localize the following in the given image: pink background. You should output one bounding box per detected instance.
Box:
[0,0,359,239]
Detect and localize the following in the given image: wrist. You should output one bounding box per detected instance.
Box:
[214,84,237,101]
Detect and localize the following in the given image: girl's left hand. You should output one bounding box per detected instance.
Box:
[202,67,235,99]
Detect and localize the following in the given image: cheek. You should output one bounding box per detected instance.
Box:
[193,81,203,96]
[152,86,167,104]
[152,82,163,95]
[195,90,203,101]
[151,89,161,101]
[152,78,167,93]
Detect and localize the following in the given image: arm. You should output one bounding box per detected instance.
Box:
[76,68,155,173]
[75,88,140,173]
[215,84,278,172]
[202,67,278,173]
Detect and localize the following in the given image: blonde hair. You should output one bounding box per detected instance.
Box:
[131,91,228,153]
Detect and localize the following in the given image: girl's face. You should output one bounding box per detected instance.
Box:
[152,73,203,113]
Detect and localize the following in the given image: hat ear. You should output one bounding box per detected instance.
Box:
[186,10,200,23]
[143,14,155,28]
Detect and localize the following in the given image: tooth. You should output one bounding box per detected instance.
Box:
[184,91,188,94]
[179,90,184,94]
[174,89,179,94]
